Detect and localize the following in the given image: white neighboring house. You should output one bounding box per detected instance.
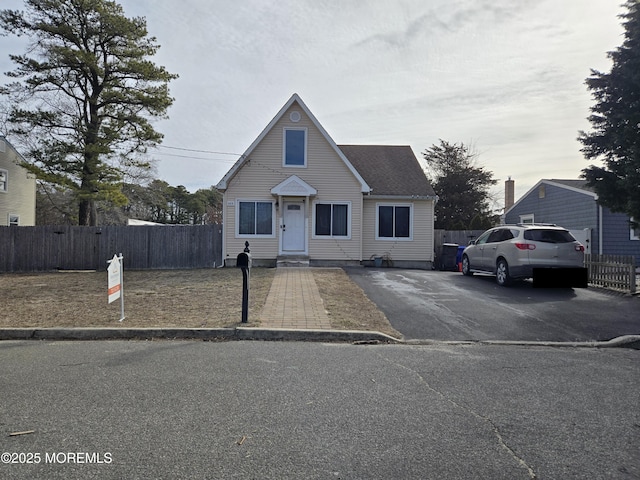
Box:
[0,136,36,226]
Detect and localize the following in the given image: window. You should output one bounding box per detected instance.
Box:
[237,201,274,236]
[8,214,19,226]
[519,214,534,224]
[0,169,7,192]
[475,230,492,245]
[525,229,575,243]
[284,128,306,167]
[377,204,411,240]
[488,229,515,243]
[314,202,349,238]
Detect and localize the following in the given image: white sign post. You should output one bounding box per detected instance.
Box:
[107,253,125,322]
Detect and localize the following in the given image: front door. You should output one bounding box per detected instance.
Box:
[282,201,305,252]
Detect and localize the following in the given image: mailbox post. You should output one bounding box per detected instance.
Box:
[236,241,251,323]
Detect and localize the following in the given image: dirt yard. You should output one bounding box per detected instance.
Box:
[0,268,401,338]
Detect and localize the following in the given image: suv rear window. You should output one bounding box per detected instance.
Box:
[524,229,575,243]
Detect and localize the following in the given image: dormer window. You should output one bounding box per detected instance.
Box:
[283,128,306,167]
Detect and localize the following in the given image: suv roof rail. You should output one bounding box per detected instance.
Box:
[515,223,558,227]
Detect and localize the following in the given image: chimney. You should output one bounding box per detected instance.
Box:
[505,177,515,211]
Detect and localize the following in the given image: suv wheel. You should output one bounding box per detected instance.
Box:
[496,258,511,286]
[461,255,473,276]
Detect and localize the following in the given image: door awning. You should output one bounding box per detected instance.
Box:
[270,175,317,196]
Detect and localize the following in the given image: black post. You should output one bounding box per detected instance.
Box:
[240,241,250,324]
[241,268,249,323]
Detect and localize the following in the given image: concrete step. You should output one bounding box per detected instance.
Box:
[277,256,310,268]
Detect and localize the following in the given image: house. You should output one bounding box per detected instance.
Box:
[0,136,36,226]
[504,179,640,265]
[216,94,437,268]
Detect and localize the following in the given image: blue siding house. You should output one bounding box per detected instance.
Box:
[504,179,639,266]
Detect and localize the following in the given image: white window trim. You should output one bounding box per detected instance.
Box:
[235,199,276,238]
[312,201,352,239]
[519,214,534,224]
[631,218,639,241]
[282,127,308,168]
[375,202,413,241]
[0,169,7,192]
[8,213,19,226]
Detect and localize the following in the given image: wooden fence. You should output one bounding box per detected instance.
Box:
[434,230,484,254]
[584,254,637,294]
[0,224,223,272]
[432,230,485,271]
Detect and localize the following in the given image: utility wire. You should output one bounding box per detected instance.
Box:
[152,151,237,162]
[155,145,243,156]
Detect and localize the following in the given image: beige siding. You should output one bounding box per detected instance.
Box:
[362,198,435,262]
[223,103,363,262]
[0,139,36,226]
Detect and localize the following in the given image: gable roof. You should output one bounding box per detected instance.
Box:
[0,136,27,165]
[216,94,370,192]
[545,179,593,192]
[338,145,436,198]
[506,178,598,215]
[271,175,317,196]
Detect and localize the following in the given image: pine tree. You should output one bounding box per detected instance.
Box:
[0,0,178,225]
[579,0,640,224]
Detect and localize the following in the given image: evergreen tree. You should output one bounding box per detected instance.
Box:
[423,140,498,230]
[0,0,178,225]
[579,0,640,223]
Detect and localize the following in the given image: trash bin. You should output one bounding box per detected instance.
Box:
[439,243,459,271]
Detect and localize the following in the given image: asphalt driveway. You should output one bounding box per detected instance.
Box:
[345,268,640,342]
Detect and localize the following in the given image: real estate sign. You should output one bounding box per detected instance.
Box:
[107,254,121,304]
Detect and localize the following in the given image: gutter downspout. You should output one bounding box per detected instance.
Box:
[359,192,367,262]
[221,192,227,266]
[599,205,603,255]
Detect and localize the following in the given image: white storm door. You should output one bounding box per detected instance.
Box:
[282,201,305,252]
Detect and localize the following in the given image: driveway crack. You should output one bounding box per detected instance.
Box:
[378,353,536,479]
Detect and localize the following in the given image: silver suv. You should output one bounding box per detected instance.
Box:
[461,224,585,286]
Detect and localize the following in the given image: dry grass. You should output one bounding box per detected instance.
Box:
[0,268,274,328]
[313,269,401,338]
[0,267,400,337]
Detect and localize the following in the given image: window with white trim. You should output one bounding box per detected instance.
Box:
[8,214,19,226]
[519,214,534,224]
[283,128,307,167]
[0,169,7,192]
[237,200,274,237]
[314,202,350,238]
[377,204,412,240]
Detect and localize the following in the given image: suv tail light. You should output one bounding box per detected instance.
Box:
[515,243,536,250]
[575,244,585,252]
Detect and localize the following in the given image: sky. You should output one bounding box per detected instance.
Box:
[0,0,627,207]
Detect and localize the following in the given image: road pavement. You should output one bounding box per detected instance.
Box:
[1,340,638,479]
[345,268,640,342]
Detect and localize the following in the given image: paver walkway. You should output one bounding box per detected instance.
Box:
[259,268,332,329]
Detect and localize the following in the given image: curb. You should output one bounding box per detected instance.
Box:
[482,335,640,349]
[0,327,401,344]
[405,335,640,350]
[0,329,638,349]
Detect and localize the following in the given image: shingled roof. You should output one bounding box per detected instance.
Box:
[338,145,436,198]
